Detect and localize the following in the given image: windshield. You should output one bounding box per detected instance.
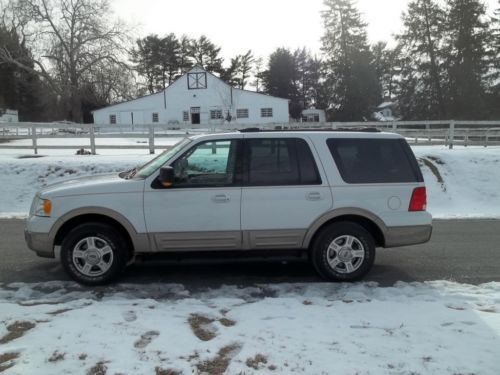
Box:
[134,138,192,179]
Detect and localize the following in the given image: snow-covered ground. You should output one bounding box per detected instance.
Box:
[0,141,499,218]
[0,281,499,374]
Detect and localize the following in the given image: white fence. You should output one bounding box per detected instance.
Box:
[1,120,500,154]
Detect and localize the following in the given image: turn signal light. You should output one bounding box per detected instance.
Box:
[409,187,427,212]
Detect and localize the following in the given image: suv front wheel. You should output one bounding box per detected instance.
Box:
[311,222,376,282]
[60,222,128,285]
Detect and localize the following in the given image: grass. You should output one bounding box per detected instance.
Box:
[246,354,268,370]
[87,361,108,375]
[196,343,241,375]
[218,318,236,327]
[188,314,216,341]
[0,352,20,373]
[420,157,446,191]
[0,321,36,344]
[48,351,65,362]
[155,367,181,375]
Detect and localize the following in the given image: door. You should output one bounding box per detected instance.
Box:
[144,138,243,251]
[191,107,201,125]
[241,137,333,249]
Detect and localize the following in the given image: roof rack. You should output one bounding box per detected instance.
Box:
[238,127,381,133]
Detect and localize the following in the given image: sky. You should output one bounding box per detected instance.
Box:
[113,0,499,63]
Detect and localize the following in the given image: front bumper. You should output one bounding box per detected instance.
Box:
[24,228,55,258]
[384,224,433,248]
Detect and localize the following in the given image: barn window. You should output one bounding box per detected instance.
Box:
[237,109,249,118]
[152,112,159,123]
[187,72,207,89]
[109,114,116,124]
[210,109,223,120]
[183,111,189,122]
[261,108,273,118]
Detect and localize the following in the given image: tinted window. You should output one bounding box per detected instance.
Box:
[326,138,422,183]
[171,140,238,187]
[246,138,321,186]
[297,139,322,185]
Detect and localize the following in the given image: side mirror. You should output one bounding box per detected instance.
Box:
[158,166,174,188]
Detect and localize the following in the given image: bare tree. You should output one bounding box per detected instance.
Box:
[0,0,131,122]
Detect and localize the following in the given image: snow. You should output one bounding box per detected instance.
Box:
[0,142,499,218]
[0,281,499,374]
[412,146,500,218]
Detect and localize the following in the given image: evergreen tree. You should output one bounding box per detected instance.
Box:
[251,57,264,92]
[372,42,400,98]
[221,56,242,87]
[396,0,447,120]
[188,35,224,74]
[178,35,194,74]
[238,50,254,89]
[444,0,491,119]
[321,0,381,121]
[487,0,500,117]
[0,25,44,120]
[262,48,301,118]
[158,33,181,88]
[131,35,163,94]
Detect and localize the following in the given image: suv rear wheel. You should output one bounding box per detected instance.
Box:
[60,222,128,285]
[311,222,376,282]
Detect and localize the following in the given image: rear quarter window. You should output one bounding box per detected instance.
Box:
[326,138,423,184]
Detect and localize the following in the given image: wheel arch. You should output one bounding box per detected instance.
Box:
[50,207,149,256]
[303,208,387,249]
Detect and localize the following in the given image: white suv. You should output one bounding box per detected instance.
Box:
[25,129,432,285]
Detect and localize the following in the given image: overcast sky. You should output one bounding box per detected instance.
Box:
[113,0,498,63]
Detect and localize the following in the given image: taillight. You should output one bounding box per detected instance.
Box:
[409,187,427,211]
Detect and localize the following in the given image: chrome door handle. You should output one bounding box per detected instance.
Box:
[306,192,322,201]
[212,194,230,203]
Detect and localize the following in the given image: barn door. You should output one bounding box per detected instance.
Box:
[191,107,201,125]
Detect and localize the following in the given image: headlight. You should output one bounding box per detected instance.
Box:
[33,196,52,217]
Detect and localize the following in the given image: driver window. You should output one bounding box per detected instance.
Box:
[172,140,237,187]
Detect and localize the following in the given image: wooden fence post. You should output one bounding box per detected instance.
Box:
[31,125,38,155]
[449,120,455,149]
[89,124,96,155]
[148,125,155,154]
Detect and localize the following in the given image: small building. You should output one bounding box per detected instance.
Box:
[0,109,19,123]
[373,100,398,122]
[92,67,289,126]
[301,107,326,123]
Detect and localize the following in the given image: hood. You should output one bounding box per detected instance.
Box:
[39,173,144,198]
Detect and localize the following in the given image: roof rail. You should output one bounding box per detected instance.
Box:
[238,127,381,133]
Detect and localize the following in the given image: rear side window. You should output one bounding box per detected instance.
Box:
[326,138,423,183]
[245,138,321,186]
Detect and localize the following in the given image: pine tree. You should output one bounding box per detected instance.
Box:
[444,0,491,119]
[131,35,163,94]
[262,48,300,118]
[158,33,181,88]
[238,50,254,89]
[0,25,44,120]
[321,0,381,121]
[188,35,224,74]
[372,42,400,98]
[396,0,447,120]
[486,0,500,117]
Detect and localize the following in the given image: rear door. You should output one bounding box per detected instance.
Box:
[240,136,333,249]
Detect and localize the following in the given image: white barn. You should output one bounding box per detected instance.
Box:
[92,67,289,127]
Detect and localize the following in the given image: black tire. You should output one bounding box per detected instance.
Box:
[311,221,376,282]
[60,222,128,285]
